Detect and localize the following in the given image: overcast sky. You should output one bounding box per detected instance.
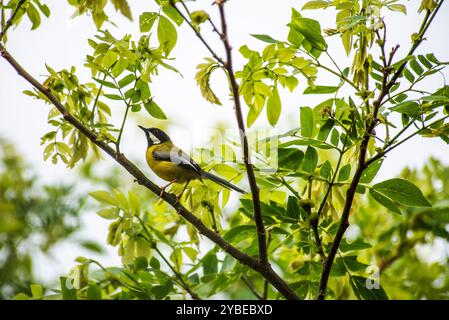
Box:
[1,0,448,283]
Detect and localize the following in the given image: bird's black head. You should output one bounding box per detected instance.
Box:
[138,126,171,147]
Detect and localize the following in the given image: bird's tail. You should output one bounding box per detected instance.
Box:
[201,170,246,194]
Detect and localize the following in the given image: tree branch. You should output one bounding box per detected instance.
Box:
[0,41,299,300]
[316,2,445,300]
[216,0,268,266]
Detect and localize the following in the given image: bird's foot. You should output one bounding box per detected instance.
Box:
[159,180,176,198]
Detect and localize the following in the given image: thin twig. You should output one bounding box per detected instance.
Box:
[135,215,201,300]
[242,275,263,300]
[216,0,268,267]
[0,0,26,41]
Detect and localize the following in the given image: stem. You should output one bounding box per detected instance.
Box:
[262,279,269,300]
[366,115,449,167]
[1,1,5,32]
[113,72,136,152]
[242,275,263,300]
[313,60,359,90]
[0,41,299,300]
[385,1,444,91]
[136,215,200,300]
[216,1,268,266]
[169,0,225,66]
[89,73,107,127]
[116,104,130,152]
[0,0,26,41]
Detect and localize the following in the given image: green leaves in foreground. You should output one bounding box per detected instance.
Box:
[370,178,431,213]
[195,58,222,105]
[287,9,327,58]
[350,276,389,300]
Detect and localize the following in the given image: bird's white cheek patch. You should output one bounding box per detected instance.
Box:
[149,132,161,144]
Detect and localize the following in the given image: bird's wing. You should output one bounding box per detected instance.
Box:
[152,147,203,174]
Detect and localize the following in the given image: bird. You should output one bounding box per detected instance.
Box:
[138,126,246,199]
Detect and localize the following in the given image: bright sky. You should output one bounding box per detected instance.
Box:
[1,1,448,284]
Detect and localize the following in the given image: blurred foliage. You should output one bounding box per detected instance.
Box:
[0,139,92,299]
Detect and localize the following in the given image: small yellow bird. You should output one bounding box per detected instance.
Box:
[138,126,245,198]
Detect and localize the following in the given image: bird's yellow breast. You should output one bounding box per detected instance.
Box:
[145,143,199,183]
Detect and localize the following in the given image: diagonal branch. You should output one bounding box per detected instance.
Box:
[0,41,298,300]
[216,0,268,266]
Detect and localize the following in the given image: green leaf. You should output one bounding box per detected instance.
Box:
[162,5,183,26]
[250,34,278,43]
[111,0,132,20]
[223,225,256,244]
[90,191,117,206]
[35,2,50,17]
[300,107,314,138]
[289,16,327,56]
[31,284,43,299]
[111,57,128,77]
[304,85,339,94]
[360,159,383,183]
[103,94,123,100]
[60,277,77,300]
[418,55,433,69]
[93,77,117,89]
[152,281,173,299]
[302,1,330,10]
[403,68,415,83]
[140,12,158,32]
[278,148,303,170]
[87,284,102,300]
[302,146,318,173]
[96,207,120,220]
[157,15,177,56]
[369,189,401,214]
[150,257,160,270]
[203,252,218,275]
[80,241,104,253]
[330,129,339,146]
[350,276,389,300]
[267,85,281,126]
[101,50,118,69]
[27,3,41,30]
[317,119,334,141]
[410,59,424,75]
[195,58,222,105]
[319,160,332,180]
[388,4,407,15]
[338,164,351,181]
[286,196,300,220]
[339,238,371,252]
[118,74,136,88]
[372,178,431,207]
[144,100,167,120]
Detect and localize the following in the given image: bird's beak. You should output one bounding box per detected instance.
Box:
[138,125,146,132]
